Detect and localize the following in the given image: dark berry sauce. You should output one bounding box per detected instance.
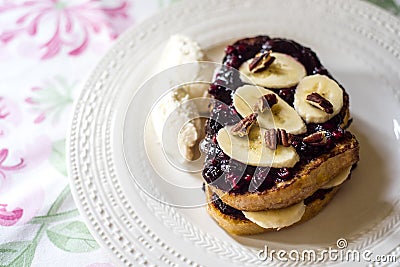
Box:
[211,193,246,220]
[303,188,333,206]
[203,36,349,194]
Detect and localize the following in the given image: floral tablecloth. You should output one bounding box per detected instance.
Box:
[0,0,398,266]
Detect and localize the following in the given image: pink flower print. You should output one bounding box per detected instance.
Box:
[17,136,51,172]
[0,204,23,226]
[0,0,131,59]
[0,97,9,137]
[0,96,22,142]
[0,97,10,119]
[0,41,10,60]
[0,96,22,127]
[0,136,51,183]
[0,149,25,179]
[0,178,45,225]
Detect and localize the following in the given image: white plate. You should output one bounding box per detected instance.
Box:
[68,0,400,266]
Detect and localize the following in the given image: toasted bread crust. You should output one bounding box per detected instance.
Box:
[209,135,359,211]
[206,185,340,235]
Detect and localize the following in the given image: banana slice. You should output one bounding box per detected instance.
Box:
[294,74,343,124]
[216,125,299,168]
[233,85,307,134]
[239,52,306,88]
[242,201,305,230]
[321,166,351,189]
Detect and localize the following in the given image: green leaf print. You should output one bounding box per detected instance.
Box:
[46,221,99,253]
[366,0,400,15]
[50,139,67,176]
[0,186,91,267]
[28,76,74,124]
[0,241,37,267]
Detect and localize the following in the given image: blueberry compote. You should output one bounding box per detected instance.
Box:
[211,193,246,220]
[202,36,350,194]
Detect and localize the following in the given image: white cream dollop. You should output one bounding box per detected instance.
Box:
[156,35,205,71]
[151,35,208,161]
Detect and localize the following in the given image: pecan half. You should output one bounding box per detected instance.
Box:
[264,128,293,150]
[249,50,276,73]
[256,94,278,113]
[278,129,292,147]
[231,113,258,137]
[306,92,334,114]
[264,129,278,150]
[303,131,328,146]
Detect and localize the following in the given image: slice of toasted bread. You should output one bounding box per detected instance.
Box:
[209,134,359,211]
[206,184,341,235]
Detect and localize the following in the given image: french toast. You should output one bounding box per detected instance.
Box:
[205,183,343,235]
[209,135,358,211]
[201,35,360,233]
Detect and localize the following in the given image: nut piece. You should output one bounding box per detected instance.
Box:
[231,113,258,137]
[264,129,278,150]
[306,92,334,114]
[257,94,278,112]
[278,129,292,147]
[249,50,276,73]
[264,128,294,150]
[303,131,328,146]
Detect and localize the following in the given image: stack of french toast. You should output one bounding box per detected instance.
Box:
[202,36,360,235]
